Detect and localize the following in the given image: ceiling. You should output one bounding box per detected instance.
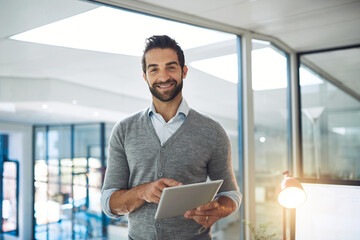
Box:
[0,0,359,131]
[104,0,360,51]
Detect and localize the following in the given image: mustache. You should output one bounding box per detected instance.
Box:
[153,79,177,87]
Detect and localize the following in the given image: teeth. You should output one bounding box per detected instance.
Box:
[159,85,171,88]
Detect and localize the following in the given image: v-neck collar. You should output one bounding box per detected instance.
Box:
[145,108,193,147]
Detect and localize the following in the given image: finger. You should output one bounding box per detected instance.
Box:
[191,209,220,218]
[192,215,215,228]
[153,196,161,204]
[159,178,182,187]
[184,209,195,218]
[148,195,161,204]
[144,190,162,203]
[152,179,181,202]
[196,201,219,211]
[144,182,165,203]
[153,187,163,198]
[144,187,161,203]
[152,180,168,193]
[184,209,210,218]
[203,216,216,228]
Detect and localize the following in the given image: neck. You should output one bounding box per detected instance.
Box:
[153,94,182,122]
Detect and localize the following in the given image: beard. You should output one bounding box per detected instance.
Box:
[148,78,183,102]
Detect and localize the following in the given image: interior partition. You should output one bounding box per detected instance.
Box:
[33,123,114,239]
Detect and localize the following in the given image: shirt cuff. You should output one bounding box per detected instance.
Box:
[101,188,123,219]
[216,190,242,213]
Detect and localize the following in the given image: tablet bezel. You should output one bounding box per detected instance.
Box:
[154,179,223,220]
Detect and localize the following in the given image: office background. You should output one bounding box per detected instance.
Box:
[0,0,359,239]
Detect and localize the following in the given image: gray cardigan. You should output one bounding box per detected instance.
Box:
[102,108,239,240]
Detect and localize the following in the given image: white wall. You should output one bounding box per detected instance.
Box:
[0,121,33,240]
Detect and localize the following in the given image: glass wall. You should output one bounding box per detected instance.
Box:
[0,134,19,236]
[34,123,109,239]
[26,3,241,239]
[300,50,360,180]
[252,39,290,238]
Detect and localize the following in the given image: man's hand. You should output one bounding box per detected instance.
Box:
[184,196,236,228]
[138,178,182,204]
[110,178,182,215]
[184,200,222,228]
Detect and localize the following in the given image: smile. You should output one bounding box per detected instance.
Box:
[155,80,176,89]
[158,84,173,89]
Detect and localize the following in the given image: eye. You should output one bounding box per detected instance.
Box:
[150,68,158,72]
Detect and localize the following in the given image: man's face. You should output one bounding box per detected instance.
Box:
[143,48,188,102]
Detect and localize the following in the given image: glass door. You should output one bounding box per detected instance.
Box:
[34,123,107,240]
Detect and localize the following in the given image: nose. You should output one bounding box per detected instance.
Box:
[158,69,170,82]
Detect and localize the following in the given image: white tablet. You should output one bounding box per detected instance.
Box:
[154,179,223,220]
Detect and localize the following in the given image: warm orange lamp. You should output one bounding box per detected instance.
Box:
[277,170,306,240]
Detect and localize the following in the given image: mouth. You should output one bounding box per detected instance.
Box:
[157,83,173,89]
[155,80,176,90]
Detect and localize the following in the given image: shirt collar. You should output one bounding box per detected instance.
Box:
[148,99,190,118]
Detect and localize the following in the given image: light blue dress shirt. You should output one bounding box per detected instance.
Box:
[148,99,189,146]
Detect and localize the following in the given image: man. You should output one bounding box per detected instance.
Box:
[101,35,241,240]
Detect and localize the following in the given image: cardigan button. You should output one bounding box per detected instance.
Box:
[157,172,163,178]
[160,148,165,152]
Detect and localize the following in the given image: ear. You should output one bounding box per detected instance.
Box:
[182,65,188,79]
[143,72,148,83]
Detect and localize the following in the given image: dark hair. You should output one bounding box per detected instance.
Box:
[142,35,185,73]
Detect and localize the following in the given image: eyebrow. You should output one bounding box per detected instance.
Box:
[147,61,179,69]
[147,64,158,69]
[166,61,179,66]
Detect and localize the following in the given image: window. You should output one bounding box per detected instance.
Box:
[300,47,360,180]
[252,39,290,237]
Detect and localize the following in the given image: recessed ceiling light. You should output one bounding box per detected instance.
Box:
[0,103,16,112]
[10,7,234,56]
[191,54,238,84]
[191,47,288,90]
[42,104,48,109]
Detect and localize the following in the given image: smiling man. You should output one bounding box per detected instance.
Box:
[101,35,242,240]
[146,56,184,103]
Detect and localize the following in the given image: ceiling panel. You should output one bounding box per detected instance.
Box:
[278,19,360,50]
[134,0,360,51]
[0,0,96,38]
[252,1,360,34]
[136,0,245,15]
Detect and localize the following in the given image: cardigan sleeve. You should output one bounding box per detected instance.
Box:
[100,121,130,218]
[208,124,239,193]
